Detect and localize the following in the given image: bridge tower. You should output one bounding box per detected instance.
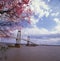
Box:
[15,30,21,47]
[26,36,30,46]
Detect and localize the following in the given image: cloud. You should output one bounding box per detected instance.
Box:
[13,0,60,36]
[25,37,60,45]
[52,18,60,33]
[51,12,59,17]
[30,0,50,25]
[21,26,60,36]
[54,18,60,24]
[30,16,39,25]
[48,0,51,2]
[22,27,50,36]
[39,38,60,45]
[54,25,60,33]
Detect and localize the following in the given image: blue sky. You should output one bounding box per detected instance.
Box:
[21,0,60,36]
[36,16,56,30]
[1,0,60,45]
[17,0,60,45]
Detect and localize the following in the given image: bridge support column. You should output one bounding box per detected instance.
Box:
[15,30,21,48]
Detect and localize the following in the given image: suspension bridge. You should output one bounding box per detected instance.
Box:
[0,30,39,48]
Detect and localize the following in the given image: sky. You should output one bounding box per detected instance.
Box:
[18,0,60,45]
[21,0,60,36]
[1,0,60,45]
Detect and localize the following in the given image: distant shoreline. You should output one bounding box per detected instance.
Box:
[0,42,60,47]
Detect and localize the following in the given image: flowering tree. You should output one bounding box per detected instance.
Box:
[0,0,32,37]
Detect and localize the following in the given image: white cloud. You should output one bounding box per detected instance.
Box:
[51,12,59,17]
[30,0,50,25]
[52,18,60,33]
[45,11,50,17]
[27,37,60,45]
[54,26,60,33]
[21,26,60,36]
[48,0,51,2]
[30,16,39,25]
[22,27,49,36]
[13,1,60,36]
[12,18,60,36]
[54,18,60,24]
